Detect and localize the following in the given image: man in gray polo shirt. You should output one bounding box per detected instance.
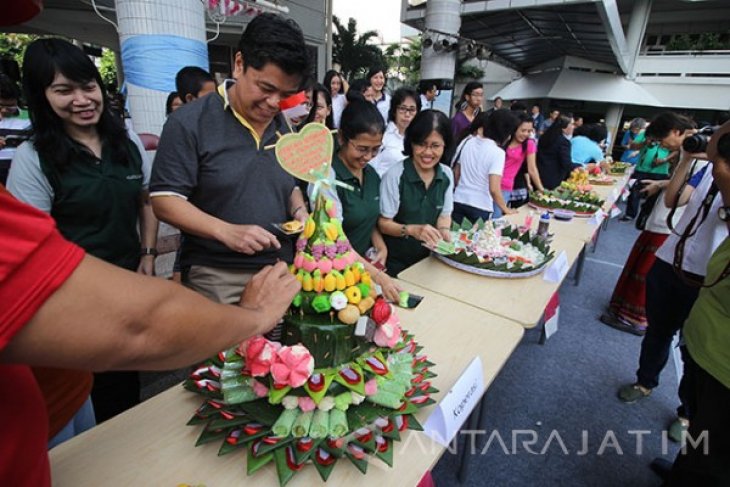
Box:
[150,13,310,304]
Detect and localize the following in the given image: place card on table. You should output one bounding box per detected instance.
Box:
[543,251,569,283]
[424,356,485,447]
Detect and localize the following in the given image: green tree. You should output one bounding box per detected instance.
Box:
[99,48,118,88]
[384,36,422,86]
[332,16,386,81]
[0,33,39,67]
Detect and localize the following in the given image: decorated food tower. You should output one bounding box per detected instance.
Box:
[183,124,437,485]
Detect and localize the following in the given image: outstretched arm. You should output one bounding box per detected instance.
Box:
[2,258,299,372]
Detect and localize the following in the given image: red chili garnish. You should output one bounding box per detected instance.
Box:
[296,438,314,452]
[382,419,394,433]
[220,410,234,420]
[307,373,325,392]
[365,356,388,375]
[347,444,366,460]
[355,430,372,444]
[208,400,224,409]
[420,381,431,391]
[316,448,336,466]
[412,373,424,384]
[262,435,280,445]
[398,402,409,412]
[376,436,388,453]
[243,423,264,436]
[398,415,409,431]
[285,446,303,471]
[339,367,361,385]
[327,438,344,449]
[411,395,429,404]
[251,439,263,457]
[273,382,288,390]
[416,355,428,364]
[217,351,226,361]
[226,429,241,445]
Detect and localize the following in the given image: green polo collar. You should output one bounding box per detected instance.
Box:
[403,157,446,185]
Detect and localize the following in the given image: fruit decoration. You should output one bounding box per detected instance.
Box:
[184,195,438,486]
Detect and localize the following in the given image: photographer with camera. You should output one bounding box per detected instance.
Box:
[617,112,728,444]
[619,116,680,222]
[658,120,730,485]
[0,73,31,184]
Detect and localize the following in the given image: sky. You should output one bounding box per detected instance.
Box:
[332,0,418,45]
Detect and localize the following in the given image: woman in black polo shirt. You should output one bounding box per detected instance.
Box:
[309,100,401,301]
[6,38,158,426]
[378,110,455,276]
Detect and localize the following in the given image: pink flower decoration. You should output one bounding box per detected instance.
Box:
[364,378,378,396]
[270,345,314,388]
[298,396,316,412]
[242,336,280,377]
[374,314,402,348]
[251,379,269,398]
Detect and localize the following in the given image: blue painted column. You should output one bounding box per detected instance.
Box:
[116,0,209,135]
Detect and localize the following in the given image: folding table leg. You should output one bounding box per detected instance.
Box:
[573,246,587,286]
[457,398,483,483]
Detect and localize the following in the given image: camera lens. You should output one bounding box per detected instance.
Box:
[682,134,708,153]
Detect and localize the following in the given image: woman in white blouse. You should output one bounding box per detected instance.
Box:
[369,87,420,177]
[452,109,520,222]
[323,70,346,128]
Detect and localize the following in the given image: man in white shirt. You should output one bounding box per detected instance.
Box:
[418,80,438,111]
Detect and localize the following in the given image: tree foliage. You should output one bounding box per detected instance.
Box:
[383,36,422,86]
[99,48,118,88]
[332,16,386,81]
[0,33,39,67]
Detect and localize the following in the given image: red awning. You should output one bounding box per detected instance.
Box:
[2,0,43,27]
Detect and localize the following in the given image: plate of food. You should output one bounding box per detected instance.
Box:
[272,220,304,235]
[432,218,555,278]
[529,184,604,217]
[552,209,576,221]
[608,161,632,175]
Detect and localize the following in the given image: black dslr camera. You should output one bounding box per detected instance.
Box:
[682,125,717,153]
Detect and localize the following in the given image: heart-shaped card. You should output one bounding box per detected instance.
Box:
[275,123,334,183]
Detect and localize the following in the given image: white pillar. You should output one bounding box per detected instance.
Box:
[420,0,460,81]
[605,104,624,155]
[625,0,652,79]
[115,0,208,135]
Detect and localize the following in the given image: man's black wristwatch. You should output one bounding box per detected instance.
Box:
[718,206,730,222]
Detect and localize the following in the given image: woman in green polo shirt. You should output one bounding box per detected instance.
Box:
[6,39,158,427]
[378,110,454,276]
[309,100,401,301]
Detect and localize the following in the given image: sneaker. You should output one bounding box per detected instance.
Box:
[599,313,646,336]
[618,383,652,403]
[668,417,690,443]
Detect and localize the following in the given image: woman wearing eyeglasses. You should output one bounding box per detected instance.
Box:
[308,100,401,301]
[370,87,421,178]
[378,110,454,276]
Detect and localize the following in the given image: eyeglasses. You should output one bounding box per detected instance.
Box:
[397,105,417,115]
[413,142,445,152]
[348,140,382,157]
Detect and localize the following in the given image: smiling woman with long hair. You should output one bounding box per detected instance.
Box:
[7,38,158,428]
